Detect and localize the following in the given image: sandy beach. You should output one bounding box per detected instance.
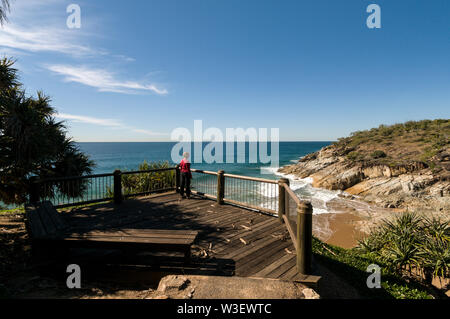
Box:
[311,195,405,249]
[313,212,364,249]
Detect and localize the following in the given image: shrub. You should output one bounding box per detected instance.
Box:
[121,161,175,195]
[357,213,450,284]
[371,150,387,159]
[107,161,175,197]
[346,151,361,161]
[315,238,432,299]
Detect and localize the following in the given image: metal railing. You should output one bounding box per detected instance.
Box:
[121,168,176,199]
[190,169,218,200]
[31,173,114,208]
[223,173,278,215]
[30,168,176,208]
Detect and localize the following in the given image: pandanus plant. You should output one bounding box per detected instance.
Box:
[357,212,450,285]
[0,0,10,26]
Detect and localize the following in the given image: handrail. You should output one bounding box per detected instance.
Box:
[283,183,301,205]
[278,178,313,275]
[191,169,218,175]
[121,167,176,175]
[282,214,298,251]
[37,167,177,183]
[223,173,278,184]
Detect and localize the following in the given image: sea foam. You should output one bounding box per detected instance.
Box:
[262,166,340,215]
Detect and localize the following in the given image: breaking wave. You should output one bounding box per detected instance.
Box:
[260,166,341,215]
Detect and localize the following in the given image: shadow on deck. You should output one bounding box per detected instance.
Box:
[56,192,305,284]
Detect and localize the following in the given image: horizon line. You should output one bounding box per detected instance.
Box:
[73,140,336,143]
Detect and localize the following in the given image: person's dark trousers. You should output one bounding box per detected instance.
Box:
[180,172,191,198]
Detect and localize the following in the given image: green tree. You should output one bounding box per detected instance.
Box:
[0,58,94,205]
[0,0,10,26]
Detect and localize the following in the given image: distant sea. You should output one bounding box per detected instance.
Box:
[76,142,341,214]
[77,142,330,177]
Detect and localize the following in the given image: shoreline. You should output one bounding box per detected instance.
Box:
[274,165,406,249]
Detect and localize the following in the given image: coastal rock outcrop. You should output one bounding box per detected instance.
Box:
[279,130,450,213]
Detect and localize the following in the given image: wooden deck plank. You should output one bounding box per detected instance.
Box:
[234,238,293,270]
[252,251,295,278]
[62,235,195,245]
[265,254,297,279]
[212,219,283,254]
[36,205,58,236]
[66,229,198,239]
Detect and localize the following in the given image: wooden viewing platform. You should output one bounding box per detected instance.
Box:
[28,167,320,288]
[51,192,318,285]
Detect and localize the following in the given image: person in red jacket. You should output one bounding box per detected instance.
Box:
[179,152,192,199]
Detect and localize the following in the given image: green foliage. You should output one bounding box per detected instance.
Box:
[420,147,438,164]
[0,58,94,204]
[313,238,432,299]
[371,150,387,159]
[334,120,449,168]
[0,207,24,215]
[346,151,361,161]
[107,161,175,197]
[345,120,449,144]
[357,213,450,284]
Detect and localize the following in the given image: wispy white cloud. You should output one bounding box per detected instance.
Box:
[56,113,166,136]
[0,25,98,56]
[0,1,134,61]
[55,113,123,127]
[46,64,168,95]
[0,0,98,57]
[0,1,164,97]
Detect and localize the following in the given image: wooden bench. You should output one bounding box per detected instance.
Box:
[25,201,198,263]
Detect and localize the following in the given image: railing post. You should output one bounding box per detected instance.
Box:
[29,177,40,203]
[278,178,289,223]
[113,170,123,205]
[217,170,225,205]
[175,165,180,193]
[297,201,313,274]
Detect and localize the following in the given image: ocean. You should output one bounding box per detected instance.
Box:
[77,142,340,214]
[77,142,330,176]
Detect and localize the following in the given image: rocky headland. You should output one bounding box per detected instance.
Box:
[280,120,449,237]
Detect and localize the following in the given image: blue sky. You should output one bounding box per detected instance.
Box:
[1,0,449,141]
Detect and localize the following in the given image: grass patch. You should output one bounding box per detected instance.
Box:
[0,207,25,215]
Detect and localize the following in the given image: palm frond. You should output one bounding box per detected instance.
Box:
[0,0,11,26]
